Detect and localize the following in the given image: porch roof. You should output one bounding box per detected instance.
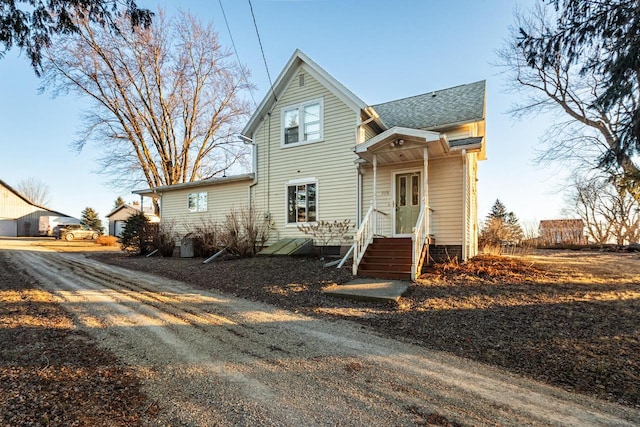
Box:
[354,127,447,164]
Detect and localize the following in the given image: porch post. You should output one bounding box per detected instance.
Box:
[373,154,378,235]
[423,147,429,235]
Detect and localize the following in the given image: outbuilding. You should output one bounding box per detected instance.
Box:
[106,203,159,237]
[0,179,75,237]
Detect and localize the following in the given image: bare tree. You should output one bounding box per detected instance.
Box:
[567,176,612,244]
[567,174,640,244]
[41,9,253,208]
[497,5,640,196]
[16,177,51,206]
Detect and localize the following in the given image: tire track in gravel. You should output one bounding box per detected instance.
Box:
[6,247,640,427]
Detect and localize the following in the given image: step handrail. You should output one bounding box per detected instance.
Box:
[353,204,383,275]
[411,205,431,280]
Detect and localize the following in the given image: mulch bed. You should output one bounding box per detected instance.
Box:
[0,252,156,426]
[90,252,640,409]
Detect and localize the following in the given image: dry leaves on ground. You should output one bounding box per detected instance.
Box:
[92,251,640,409]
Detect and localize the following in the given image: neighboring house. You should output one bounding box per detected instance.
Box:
[106,203,159,237]
[0,178,75,237]
[134,50,486,280]
[539,219,586,245]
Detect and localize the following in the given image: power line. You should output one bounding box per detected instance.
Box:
[217,0,258,108]
[247,0,277,103]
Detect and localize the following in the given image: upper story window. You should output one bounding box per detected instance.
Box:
[281,98,324,146]
[188,191,207,212]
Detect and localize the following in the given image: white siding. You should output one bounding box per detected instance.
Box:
[250,65,360,243]
[360,155,463,245]
[160,180,250,238]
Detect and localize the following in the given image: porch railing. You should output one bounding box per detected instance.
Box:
[353,204,387,275]
[411,205,433,281]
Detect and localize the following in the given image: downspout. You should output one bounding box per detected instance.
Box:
[355,114,374,227]
[461,149,468,261]
[239,134,258,216]
[357,166,362,226]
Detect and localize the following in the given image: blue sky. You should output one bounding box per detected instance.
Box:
[0,0,564,230]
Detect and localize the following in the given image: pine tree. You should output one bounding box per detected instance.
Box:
[488,199,508,220]
[114,197,125,209]
[81,207,103,234]
[479,199,523,247]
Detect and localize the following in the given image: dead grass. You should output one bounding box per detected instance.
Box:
[95,235,119,246]
[91,249,640,409]
[0,252,153,425]
[31,238,121,252]
[5,239,639,411]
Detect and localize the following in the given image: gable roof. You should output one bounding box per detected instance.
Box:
[242,49,369,138]
[0,178,68,216]
[106,204,140,218]
[371,80,486,130]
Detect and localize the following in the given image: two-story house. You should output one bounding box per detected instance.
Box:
[134,50,486,280]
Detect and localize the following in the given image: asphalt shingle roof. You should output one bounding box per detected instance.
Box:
[372,80,486,130]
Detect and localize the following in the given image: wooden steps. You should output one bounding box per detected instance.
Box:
[357,238,412,281]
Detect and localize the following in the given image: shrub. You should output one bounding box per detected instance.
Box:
[95,235,118,246]
[186,219,222,257]
[152,220,177,257]
[298,219,353,258]
[119,212,154,255]
[220,207,270,257]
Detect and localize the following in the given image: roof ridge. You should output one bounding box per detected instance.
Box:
[373,80,486,107]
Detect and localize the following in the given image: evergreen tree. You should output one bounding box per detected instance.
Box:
[81,207,103,233]
[113,196,125,209]
[479,199,523,247]
[119,211,149,254]
[488,199,508,220]
[519,0,640,175]
[0,0,152,75]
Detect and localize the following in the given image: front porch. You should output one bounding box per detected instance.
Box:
[352,127,447,281]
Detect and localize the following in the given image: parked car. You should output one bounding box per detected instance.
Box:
[54,224,99,241]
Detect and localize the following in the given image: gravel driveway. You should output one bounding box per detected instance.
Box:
[4,242,640,426]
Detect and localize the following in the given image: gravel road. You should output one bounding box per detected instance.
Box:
[5,243,640,426]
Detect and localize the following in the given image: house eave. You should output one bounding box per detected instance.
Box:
[132,173,255,197]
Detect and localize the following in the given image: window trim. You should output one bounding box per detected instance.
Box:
[187,191,208,213]
[284,178,318,226]
[280,97,324,147]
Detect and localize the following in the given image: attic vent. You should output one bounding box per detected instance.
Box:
[299,73,305,87]
[431,92,436,97]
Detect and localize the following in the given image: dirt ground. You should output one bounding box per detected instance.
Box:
[1,238,639,425]
[90,248,640,409]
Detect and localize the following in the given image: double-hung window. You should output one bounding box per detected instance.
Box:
[286,181,317,224]
[282,98,323,146]
[188,191,207,212]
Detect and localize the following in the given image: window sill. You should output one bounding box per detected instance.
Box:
[285,222,318,228]
[281,139,323,149]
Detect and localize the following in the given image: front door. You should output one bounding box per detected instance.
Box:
[395,172,421,235]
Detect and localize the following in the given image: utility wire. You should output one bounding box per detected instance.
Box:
[217,0,258,108]
[247,0,277,103]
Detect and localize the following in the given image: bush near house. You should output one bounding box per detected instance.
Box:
[96,235,118,246]
[185,207,270,258]
[298,219,353,258]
